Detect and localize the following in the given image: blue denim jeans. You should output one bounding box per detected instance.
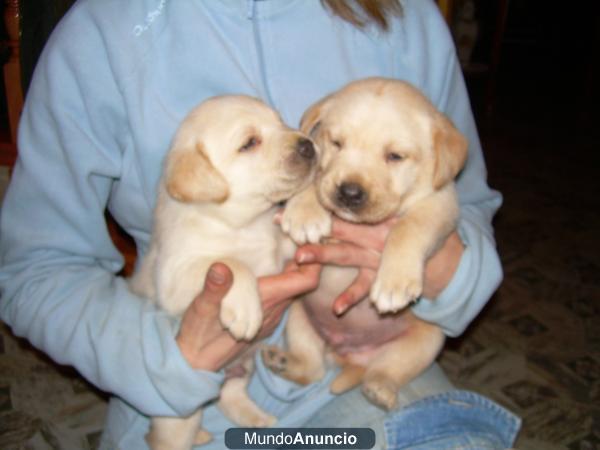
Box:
[304,364,521,449]
[384,390,521,449]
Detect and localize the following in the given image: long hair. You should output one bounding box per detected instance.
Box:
[321,0,403,31]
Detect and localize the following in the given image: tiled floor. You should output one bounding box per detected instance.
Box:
[438,55,599,449]
[0,59,598,449]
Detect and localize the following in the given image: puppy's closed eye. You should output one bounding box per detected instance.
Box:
[331,138,344,150]
[239,136,261,153]
[385,151,404,163]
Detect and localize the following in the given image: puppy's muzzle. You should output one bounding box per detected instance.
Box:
[335,182,368,209]
[295,138,316,161]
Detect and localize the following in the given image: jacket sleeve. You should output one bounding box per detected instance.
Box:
[0,6,222,416]
[408,0,503,337]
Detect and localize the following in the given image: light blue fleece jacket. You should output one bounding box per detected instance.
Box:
[0,0,502,447]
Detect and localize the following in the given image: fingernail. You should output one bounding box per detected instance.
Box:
[297,252,315,263]
[334,303,347,316]
[208,267,226,285]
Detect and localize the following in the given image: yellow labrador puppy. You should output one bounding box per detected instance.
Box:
[263,78,467,410]
[129,95,318,450]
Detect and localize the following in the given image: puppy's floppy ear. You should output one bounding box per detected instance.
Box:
[431,113,468,189]
[165,142,229,203]
[300,94,332,136]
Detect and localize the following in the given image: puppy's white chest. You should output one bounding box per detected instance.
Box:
[232,231,287,277]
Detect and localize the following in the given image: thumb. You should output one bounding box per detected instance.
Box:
[184,262,234,321]
[202,262,234,303]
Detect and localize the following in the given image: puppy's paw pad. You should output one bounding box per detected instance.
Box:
[362,376,398,411]
[262,346,289,373]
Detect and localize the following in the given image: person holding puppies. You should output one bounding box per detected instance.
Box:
[0,0,519,448]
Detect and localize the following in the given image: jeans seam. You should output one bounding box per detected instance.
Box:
[383,390,521,449]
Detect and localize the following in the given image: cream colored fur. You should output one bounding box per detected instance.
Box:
[129,95,318,450]
[263,78,467,410]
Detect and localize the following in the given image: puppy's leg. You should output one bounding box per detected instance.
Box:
[281,185,332,244]
[218,258,263,341]
[155,255,214,316]
[156,255,262,341]
[262,302,327,385]
[219,358,276,427]
[371,188,459,313]
[329,362,366,394]
[147,410,205,450]
[361,318,445,411]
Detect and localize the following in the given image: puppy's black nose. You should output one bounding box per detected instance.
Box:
[336,182,367,209]
[296,138,316,160]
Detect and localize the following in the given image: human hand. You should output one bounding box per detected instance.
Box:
[294,217,464,315]
[176,261,321,371]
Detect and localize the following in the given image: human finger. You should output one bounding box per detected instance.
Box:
[330,216,398,252]
[180,262,234,339]
[177,263,236,369]
[258,263,322,307]
[257,302,289,339]
[422,230,464,299]
[295,242,380,269]
[189,262,234,310]
[332,268,376,315]
[190,331,247,371]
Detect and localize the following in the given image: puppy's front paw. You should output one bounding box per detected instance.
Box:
[370,262,423,314]
[281,194,332,244]
[220,291,263,341]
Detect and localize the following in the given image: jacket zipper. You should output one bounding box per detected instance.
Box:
[247,0,276,107]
